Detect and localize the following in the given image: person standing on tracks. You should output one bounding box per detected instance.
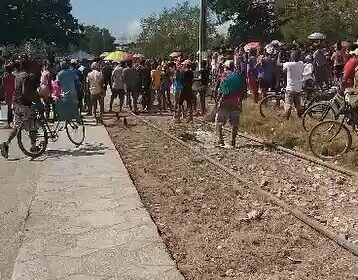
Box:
[160,62,175,112]
[215,60,245,147]
[123,60,140,114]
[177,60,194,122]
[199,60,210,115]
[110,60,126,112]
[102,61,113,93]
[173,63,184,122]
[151,62,161,108]
[139,60,152,112]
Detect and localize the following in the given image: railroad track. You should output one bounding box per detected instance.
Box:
[115,110,358,178]
[124,112,358,258]
[195,116,358,178]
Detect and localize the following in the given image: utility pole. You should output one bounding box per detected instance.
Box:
[102,30,106,52]
[199,0,207,71]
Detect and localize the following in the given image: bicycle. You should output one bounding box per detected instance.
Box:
[309,90,358,160]
[301,90,343,132]
[17,102,86,158]
[260,85,336,119]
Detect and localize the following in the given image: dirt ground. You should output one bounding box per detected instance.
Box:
[106,115,358,280]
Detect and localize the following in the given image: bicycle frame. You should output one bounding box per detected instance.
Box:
[37,113,65,142]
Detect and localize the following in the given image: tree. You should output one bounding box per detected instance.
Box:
[209,0,281,44]
[71,26,116,56]
[137,2,208,57]
[0,0,81,47]
[275,0,358,42]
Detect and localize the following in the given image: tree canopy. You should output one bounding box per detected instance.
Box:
[209,0,358,44]
[209,0,281,44]
[276,0,358,42]
[0,0,81,47]
[70,26,116,56]
[136,2,204,57]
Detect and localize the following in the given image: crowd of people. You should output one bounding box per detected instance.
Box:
[0,39,358,157]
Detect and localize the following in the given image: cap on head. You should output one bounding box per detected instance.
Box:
[91,62,99,70]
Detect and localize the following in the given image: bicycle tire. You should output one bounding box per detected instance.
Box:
[66,118,85,146]
[17,118,48,158]
[259,94,284,118]
[302,102,336,132]
[309,120,352,160]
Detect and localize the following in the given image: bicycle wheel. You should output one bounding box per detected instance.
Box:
[66,118,85,146]
[17,118,48,158]
[259,94,284,118]
[302,102,336,132]
[309,120,352,160]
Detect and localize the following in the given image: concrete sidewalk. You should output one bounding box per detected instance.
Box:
[10,124,184,280]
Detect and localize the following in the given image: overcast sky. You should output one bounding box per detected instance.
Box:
[71,0,199,38]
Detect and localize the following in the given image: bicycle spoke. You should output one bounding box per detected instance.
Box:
[309,121,352,159]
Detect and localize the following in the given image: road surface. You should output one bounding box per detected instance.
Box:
[0,125,43,280]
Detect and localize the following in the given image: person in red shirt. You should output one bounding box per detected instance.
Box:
[343,50,358,90]
[2,64,15,128]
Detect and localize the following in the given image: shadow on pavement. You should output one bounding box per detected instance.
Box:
[36,143,109,160]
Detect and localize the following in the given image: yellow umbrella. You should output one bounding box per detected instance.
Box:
[100,52,109,58]
[104,51,133,62]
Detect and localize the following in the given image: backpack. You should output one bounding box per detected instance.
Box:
[22,73,40,104]
[220,71,244,97]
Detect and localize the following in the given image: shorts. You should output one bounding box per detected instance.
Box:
[215,108,240,127]
[14,104,35,127]
[285,91,301,109]
[112,89,125,98]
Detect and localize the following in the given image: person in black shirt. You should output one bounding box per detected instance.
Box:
[199,60,210,115]
[177,60,194,122]
[139,60,152,111]
[102,61,113,92]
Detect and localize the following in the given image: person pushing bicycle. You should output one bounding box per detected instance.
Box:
[0,56,40,159]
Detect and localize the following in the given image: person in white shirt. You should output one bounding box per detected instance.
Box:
[302,55,315,91]
[111,61,126,112]
[282,50,305,120]
[86,62,104,117]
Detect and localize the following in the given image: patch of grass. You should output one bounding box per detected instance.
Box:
[239,100,358,171]
[240,100,308,150]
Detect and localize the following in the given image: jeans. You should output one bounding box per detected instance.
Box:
[7,104,13,125]
[141,87,151,110]
[126,88,139,112]
[159,86,172,110]
[90,93,104,116]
